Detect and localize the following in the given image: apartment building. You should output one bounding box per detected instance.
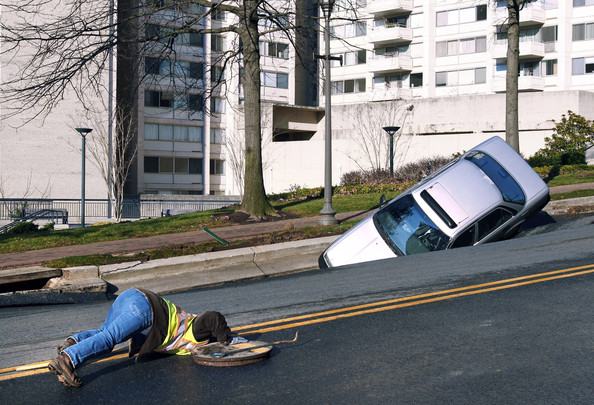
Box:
[124,0,319,196]
[2,0,593,201]
[263,0,594,193]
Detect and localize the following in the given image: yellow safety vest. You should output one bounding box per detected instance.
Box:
[154,298,209,355]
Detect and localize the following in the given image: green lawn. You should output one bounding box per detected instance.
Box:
[0,191,399,256]
[546,169,594,187]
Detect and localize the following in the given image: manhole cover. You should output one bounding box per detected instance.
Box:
[192,341,272,367]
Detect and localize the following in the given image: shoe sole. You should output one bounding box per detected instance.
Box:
[48,360,82,388]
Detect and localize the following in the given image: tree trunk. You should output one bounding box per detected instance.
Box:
[506,0,520,153]
[238,1,275,218]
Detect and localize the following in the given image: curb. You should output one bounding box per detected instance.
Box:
[543,196,594,216]
[0,235,339,306]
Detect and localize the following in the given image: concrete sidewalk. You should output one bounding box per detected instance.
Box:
[1,184,593,306]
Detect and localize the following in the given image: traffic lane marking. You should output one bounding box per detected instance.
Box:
[2,263,592,381]
[235,263,594,333]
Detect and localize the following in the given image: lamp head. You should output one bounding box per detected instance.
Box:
[319,0,335,19]
[383,126,400,136]
[75,128,93,136]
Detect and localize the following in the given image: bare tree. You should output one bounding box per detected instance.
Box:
[1,0,348,219]
[70,105,137,222]
[504,0,536,153]
[348,100,414,171]
[225,102,276,196]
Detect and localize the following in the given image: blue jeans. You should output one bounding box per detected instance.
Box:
[63,289,153,368]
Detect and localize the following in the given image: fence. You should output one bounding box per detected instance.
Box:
[0,196,241,223]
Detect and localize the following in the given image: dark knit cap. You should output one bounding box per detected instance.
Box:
[192,311,232,344]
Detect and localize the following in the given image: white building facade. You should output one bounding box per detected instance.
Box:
[2,0,594,201]
[262,0,594,194]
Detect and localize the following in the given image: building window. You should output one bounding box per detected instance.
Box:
[176,62,203,79]
[144,157,203,174]
[436,36,486,57]
[542,25,558,42]
[410,13,423,28]
[544,59,558,76]
[145,24,203,48]
[410,73,423,87]
[574,0,594,6]
[267,42,289,59]
[211,7,225,21]
[144,90,174,108]
[189,158,202,174]
[211,34,224,52]
[334,50,367,67]
[435,68,486,86]
[210,65,225,84]
[261,71,289,88]
[210,159,224,175]
[210,128,226,144]
[144,156,159,173]
[145,58,203,79]
[373,74,406,89]
[145,57,167,75]
[573,22,594,41]
[175,31,203,47]
[210,97,225,114]
[542,25,558,51]
[572,57,594,75]
[496,27,542,46]
[332,78,366,94]
[145,23,162,41]
[258,13,290,29]
[175,158,189,174]
[374,15,408,29]
[436,4,487,27]
[331,21,366,39]
[520,61,540,76]
[187,94,204,111]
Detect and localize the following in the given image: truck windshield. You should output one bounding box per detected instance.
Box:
[374,195,450,256]
[465,151,525,205]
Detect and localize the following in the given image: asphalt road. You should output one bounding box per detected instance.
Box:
[1,214,593,403]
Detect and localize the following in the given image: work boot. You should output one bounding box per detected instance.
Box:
[48,353,82,388]
[56,338,76,354]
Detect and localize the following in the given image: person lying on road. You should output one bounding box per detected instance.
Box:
[49,287,247,388]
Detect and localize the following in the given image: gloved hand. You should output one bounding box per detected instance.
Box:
[229,336,248,345]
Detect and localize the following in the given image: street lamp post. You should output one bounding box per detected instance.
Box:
[318,0,339,226]
[75,127,93,227]
[382,126,400,177]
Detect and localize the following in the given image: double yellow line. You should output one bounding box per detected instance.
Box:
[2,263,592,381]
[234,263,594,335]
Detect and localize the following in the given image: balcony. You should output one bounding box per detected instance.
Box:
[492,75,544,92]
[367,0,413,17]
[493,41,545,60]
[368,54,413,74]
[368,25,413,46]
[494,5,545,27]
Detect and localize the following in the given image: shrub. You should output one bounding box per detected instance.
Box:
[8,221,39,234]
[340,156,451,186]
[529,110,593,167]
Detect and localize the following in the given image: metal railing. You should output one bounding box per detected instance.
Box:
[0,209,69,234]
[0,196,241,224]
